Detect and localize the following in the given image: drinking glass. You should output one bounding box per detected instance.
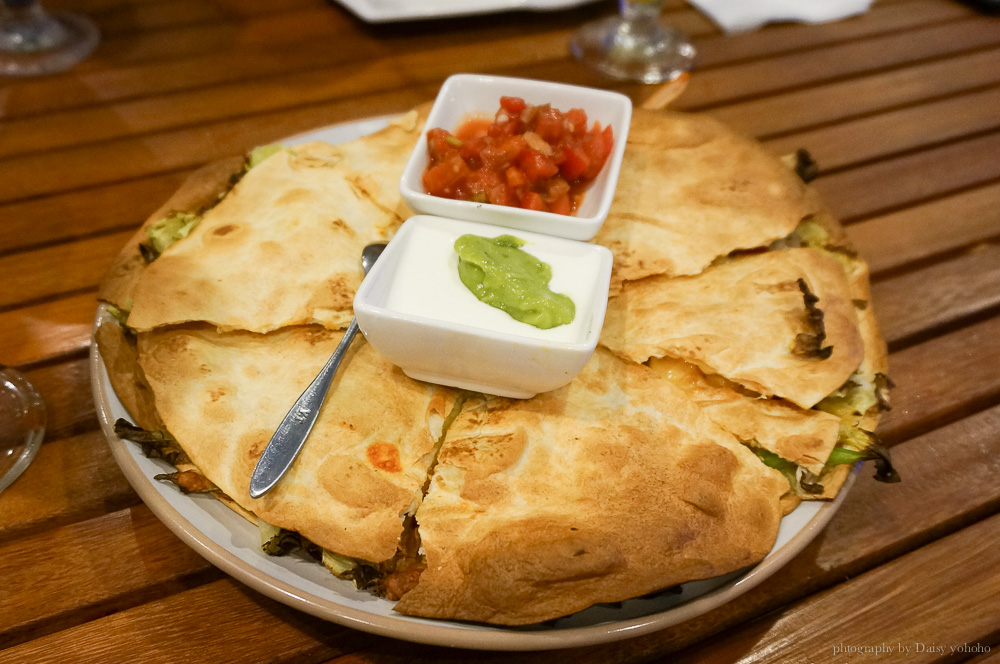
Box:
[570,0,695,84]
[0,0,99,76]
[0,365,46,494]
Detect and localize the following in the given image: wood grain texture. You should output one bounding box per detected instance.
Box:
[675,17,1000,111]
[764,84,1000,172]
[847,181,1000,276]
[0,505,216,649]
[0,430,137,545]
[709,46,1000,140]
[667,514,1000,664]
[815,130,1000,222]
[877,315,1000,444]
[872,242,1000,348]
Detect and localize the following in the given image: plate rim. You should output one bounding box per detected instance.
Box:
[331,0,599,23]
[89,115,855,650]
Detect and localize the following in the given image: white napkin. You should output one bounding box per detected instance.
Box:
[686,0,874,33]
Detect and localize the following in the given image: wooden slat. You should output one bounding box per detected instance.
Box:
[675,17,1000,111]
[0,170,189,256]
[93,0,224,36]
[23,359,98,441]
[0,431,137,545]
[0,86,441,205]
[877,315,1000,444]
[0,506,216,649]
[694,0,973,68]
[709,46,1000,139]
[0,31,574,160]
[0,579,355,663]
[0,292,97,367]
[815,130,1000,222]
[847,181,1000,276]
[872,242,1000,348]
[764,84,1000,172]
[0,231,131,310]
[667,514,1000,664]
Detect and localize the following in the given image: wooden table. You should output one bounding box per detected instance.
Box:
[2,0,999,661]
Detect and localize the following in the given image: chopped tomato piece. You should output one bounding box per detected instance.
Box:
[566,108,588,137]
[426,128,456,161]
[582,124,613,181]
[454,118,491,142]
[517,149,559,181]
[505,166,528,187]
[499,96,527,115]
[559,145,590,181]
[550,194,571,216]
[423,154,470,196]
[534,107,564,144]
[521,191,548,212]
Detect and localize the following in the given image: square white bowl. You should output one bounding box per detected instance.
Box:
[399,74,632,242]
[353,215,614,398]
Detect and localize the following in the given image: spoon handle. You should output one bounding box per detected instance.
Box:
[249,319,359,499]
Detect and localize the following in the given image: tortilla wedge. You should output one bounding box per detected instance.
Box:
[395,348,789,625]
[136,325,458,563]
[601,247,865,409]
[593,109,816,292]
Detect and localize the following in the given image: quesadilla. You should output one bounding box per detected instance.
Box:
[136,324,457,563]
[601,247,865,409]
[394,348,789,625]
[592,109,816,291]
[127,146,401,333]
[96,99,896,627]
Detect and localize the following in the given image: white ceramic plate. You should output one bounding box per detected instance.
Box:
[331,0,599,23]
[90,117,855,651]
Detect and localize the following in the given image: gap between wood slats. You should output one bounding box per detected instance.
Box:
[0,0,968,161]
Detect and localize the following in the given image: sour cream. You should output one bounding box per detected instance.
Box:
[383,219,604,344]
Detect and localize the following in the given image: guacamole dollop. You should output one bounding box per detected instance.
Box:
[454,234,575,330]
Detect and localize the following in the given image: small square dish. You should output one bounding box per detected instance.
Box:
[353,215,614,398]
[399,74,632,241]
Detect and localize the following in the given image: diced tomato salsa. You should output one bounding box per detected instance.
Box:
[422,96,614,216]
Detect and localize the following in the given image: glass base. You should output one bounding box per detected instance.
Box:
[0,367,46,494]
[0,11,99,76]
[570,14,695,84]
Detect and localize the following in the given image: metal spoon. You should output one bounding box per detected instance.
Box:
[249,241,387,499]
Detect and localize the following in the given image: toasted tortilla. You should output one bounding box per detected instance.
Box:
[136,325,457,563]
[99,156,246,311]
[395,348,789,625]
[601,247,865,409]
[593,109,816,291]
[646,355,841,477]
[127,146,403,333]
